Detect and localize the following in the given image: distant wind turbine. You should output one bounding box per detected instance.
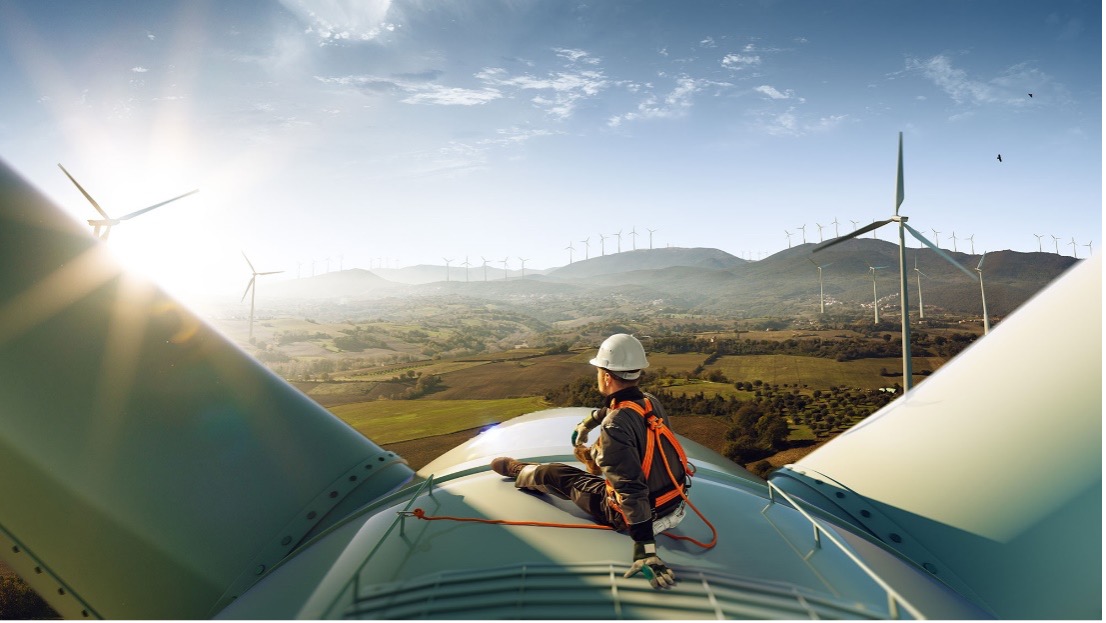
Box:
[461,256,471,282]
[647,228,657,249]
[615,229,623,253]
[58,163,198,240]
[832,218,840,238]
[914,256,928,320]
[816,222,825,242]
[629,227,639,250]
[1085,241,1093,256]
[965,234,976,255]
[500,256,509,280]
[1051,235,1061,254]
[241,252,283,341]
[797,224,807,244]
[518,257,529,277]
[565,242,575,264]
[976,252,991,335]
[1069,237,1078,258]
[481,257,489,281]
[581,237,590,260]
[850,219,860,232]
[784,230,794,249]
[1033,234,1044,253]
[866,261,889,324]
[442,257,453,282]
[814,132,974,390]
[930,228,940,249]
[807,257,831,314]
[599,233,608,256]
[950,231,958,253]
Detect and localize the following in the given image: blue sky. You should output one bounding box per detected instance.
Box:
[0,0,1100,303]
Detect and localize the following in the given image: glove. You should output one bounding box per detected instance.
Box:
[570,408,605,446]
[624,540,676,589]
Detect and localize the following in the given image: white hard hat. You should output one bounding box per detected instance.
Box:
[589,333,649,379]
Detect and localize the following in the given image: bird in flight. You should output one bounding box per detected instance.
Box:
[1028,93,1034,97]
[997,154,1003,162]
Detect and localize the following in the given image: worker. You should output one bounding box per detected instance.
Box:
[490,333,688,589]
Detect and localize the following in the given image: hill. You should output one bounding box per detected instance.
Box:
[546,246,746,280]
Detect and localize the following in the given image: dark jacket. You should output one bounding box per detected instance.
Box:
[593,386,687,542]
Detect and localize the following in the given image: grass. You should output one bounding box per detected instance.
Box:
[705,355,945,389]
[655,380,750,399]
[328,396,549,444]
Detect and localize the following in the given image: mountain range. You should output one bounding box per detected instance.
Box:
[263,243,1080,318]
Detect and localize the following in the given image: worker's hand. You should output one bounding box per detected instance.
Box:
[570,408,605,446]
[625,541,676,589]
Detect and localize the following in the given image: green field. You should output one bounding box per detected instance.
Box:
[328,396,549,444]
[656,380,751,399]
[705,355,946,389]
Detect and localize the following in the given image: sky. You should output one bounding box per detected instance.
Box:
[0,0,1100,305]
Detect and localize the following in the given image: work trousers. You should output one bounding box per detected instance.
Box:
[515,462,628,530]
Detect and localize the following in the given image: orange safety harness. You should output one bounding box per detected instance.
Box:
[407,400,717,550]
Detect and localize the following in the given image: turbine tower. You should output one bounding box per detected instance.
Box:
[442,257,452,282]
[966,234,976,255]
[1051,235,1061,254]
[784,230,793,248]
[480,257,489,281]
[1033,234,1044,253]
[807,257,831,314]
[814,132,974,390]
[914,256,928,320]
[976,252,991,335]
[865,261,889,324]
[1085,241,1093,256]
[599,233,607,256]
[930,228,940,249]
[461,256,470,282]
[629,227,638,250]
[518,257,529,277]
[501,256,509,279]
[647,228,657,249]
[58,163,198,240]
[580,237,590,260]
[797,224,807,244]
[614,229,623,253]
[816,222,825,242]
[850,219,860,232]
[1069,237,1078,258]
[950,231,958,253]
[565,242,575,264]
[241,252,283,341]
[832,218,840,238]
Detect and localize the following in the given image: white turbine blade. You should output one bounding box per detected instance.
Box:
[904,222,974,278]
[977,252,987,271]
[241,276,255,303]
[58,163,111,219]
[101,226,112,241]
[258,271,283,276]
[814,218,893,253]
[119,189,199,220]
[895,132,905,214]
[241,252,256,273]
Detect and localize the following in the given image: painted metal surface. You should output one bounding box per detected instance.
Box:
[771,253,1102,619]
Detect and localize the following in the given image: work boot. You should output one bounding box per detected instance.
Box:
[490,457,535,479]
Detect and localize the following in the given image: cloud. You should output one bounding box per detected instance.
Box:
[315,74,502,106]
[906,54,1046,106]
[700,37,716,48]
[554,48,600,65]
[608,76,728,127]
[751,107,848,136]
[476,65,610,119]
[754,85,792,100]
[131,66,150,73]
[721,53,761,70]
[278,0,397,44]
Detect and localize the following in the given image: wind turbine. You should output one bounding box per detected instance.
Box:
[599,233,607,256]
[241,252,283,341]
[442,257,453,282]
[647,228,657,249]
[950,232,958,253]
[976,253,991,335]
[1050,235,1060,254]
[461,257,470,282]
[629,227,639,250]
[816,222,825,242]
[850,219,860,232]
[500,256,509,279]
[865,261,889,324]
[1069,237,1078,258]
[914,256,929,320]
[1084,241,1093,256]
[480,257,489,281]
[930,228,940,249]
[1033,234,1044,252]
[814,132,974,390]
[518,257,529,277]
[565,242,575,264]
[807,257,831,314]
[58,163,198,240]
[784,230,793,248]
[966,234,976,255]
[580,237,590,260]
[614,229,623,253]
[832,218,840,238]
[797,224,807,244]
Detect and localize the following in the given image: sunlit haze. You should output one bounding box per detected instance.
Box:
[0,1,1100,308]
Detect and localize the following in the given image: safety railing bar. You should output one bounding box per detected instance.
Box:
[765,481,924,620]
